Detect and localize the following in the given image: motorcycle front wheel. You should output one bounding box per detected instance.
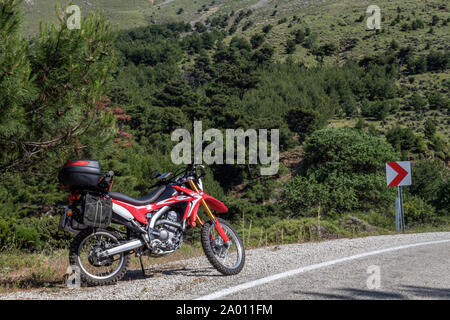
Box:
[69,229,130,286]
[201,218,245,275]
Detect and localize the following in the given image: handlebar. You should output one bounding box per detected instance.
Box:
[119,164,207,191]
[101,164,207,192]
[165,164,207,187]
[184,164,206,179]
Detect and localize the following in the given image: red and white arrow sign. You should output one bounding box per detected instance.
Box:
[386,161,411,187]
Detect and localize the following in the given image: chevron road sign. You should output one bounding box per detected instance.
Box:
[386,161,411,187]
[386,161,412,233]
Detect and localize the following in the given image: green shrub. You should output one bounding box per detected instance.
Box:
[303,128,399,179]
[18,216,72,250]
[283,176,329,216]
[434,179,450,214]
[285,39,296,54]
[262,24,273,34]
[410,93,427,112]
[386,125,420,153]
[410,159,448,205]
[0,217,14,249]
[428,91,448,110]
[283,128,398,216]
[250,33,265,49]
[0,215,71,252]
[426,51,449,72]
[411,19,424,30]
[14,224,42,251]
[362,211,394,230]
[423,119,436,139]
[403,196,436,225]
[361,99,395,120]
[302,33,317,49]
[284,172,394,216]
[285,108,326,143]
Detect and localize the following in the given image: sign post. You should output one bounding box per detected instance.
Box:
[395,196,400,233]
[398,186,405,233]
[386,161,411,233]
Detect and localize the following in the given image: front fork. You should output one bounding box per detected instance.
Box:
[187,180,230,244]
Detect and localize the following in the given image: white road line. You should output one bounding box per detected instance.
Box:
[195,239,450,300]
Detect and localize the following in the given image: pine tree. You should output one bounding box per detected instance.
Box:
[0,0,36,170]
[1,1,118,172]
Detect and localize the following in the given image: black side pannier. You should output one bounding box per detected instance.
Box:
[82,193,112,228]
[58,160,102,192]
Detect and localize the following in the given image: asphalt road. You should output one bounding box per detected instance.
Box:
[214,240,450,300]
[1,232,449,300]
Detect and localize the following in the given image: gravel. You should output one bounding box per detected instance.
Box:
[1,232,449,300]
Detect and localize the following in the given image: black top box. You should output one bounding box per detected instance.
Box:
[58,160,102,192]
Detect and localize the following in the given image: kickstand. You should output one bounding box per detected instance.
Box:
[139,255,146,276]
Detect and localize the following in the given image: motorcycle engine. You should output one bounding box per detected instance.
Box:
[149,210,183,255]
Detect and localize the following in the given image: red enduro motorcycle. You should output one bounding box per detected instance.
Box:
[58,160,245,286]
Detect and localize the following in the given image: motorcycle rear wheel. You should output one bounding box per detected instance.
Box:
[201,218,245,275]
[69,229,130,286]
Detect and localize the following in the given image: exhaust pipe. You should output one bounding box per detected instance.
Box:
[99,239,145,257]
[149,206,170,228]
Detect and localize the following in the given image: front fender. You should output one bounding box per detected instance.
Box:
[202,194,228,213]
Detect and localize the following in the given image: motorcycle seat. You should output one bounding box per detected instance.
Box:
[109,185,166,206]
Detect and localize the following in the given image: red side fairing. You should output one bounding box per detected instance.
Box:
[172,186,228,212]
[172,185,229,226]
[172,186,202,225]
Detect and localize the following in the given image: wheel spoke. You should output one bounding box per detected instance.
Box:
[77,232,125,280]
[208,222,243,270]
